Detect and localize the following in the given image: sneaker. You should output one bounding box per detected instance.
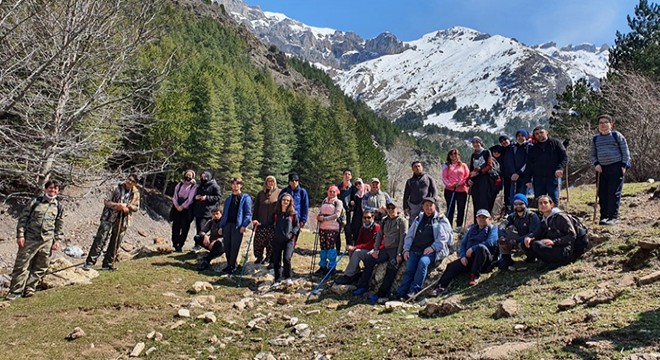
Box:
[82,263,93,271]
[314,267,327,276]
[272,280,282,288]
[353,287,369,296]
[367,294,379,303]
[599,218,609,225]
[468,274,480,286]
[101,265,117,271]
[285,278,294,287]
[606,218,619,225]
[190,245,202,253]
[429,286,448,297]
[22,290,35,298]
[222,266,232,274]
[5,293,21,301]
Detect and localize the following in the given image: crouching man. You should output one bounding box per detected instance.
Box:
[396,198,452,301]
[498,193,540,269]
[6,180,64,300]
[196,207,225,271]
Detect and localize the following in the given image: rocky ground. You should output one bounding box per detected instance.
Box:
[0,182,659,359]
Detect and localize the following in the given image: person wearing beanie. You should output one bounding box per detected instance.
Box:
[497,193,540,269]
[524,126,567,206]
[468,137,496,224]
[504,129,533,205]
[591,114,631,225]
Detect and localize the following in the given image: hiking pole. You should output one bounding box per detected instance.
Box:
[406,277,442,304]
[237,224,258,288]
[306,250,348,302]
[309,223,320,278]
[593,172,600,225]
[462,188,472,232]
[43,261,86,276]
[564,167,570,209]
[111,212,124,270]
[447,190,456,223]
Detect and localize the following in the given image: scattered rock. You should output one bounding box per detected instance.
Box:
[418,297,463,317]
[63,245,84,258]
[494,299,519,319]
[170,320,186,329]
[42,258,99,289]
[638,239,660,250]
[0,302,10,310]
[269,336,295,346]
[197,312,217,323]
[254,352,277,360]
[233,298,254,311]
[585,310,601,322]
[329,284,356,295]
[514,324,526,331]
[286,317,299,327]
[276,297,289,305]
[474,342,536,360]
[383,301,411,313]
[627,353,660,360]
[638,271,660,286]
[586,288,624,307]
[303,309,321,316]
[154,332,163,341]
[177,308,191,318]
[190,295,216,308]
[558,298,578,311]
[293,323,310,338]
[134,244,175,258]
[65,327,85,341]
[153,237,165,244]
[129,342,145,357]
[585,340,614,349]
[189,281,214,294]
[146,330,156,339]
[145,347,157,356]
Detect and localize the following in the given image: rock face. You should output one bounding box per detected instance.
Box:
[494,299,519,319]
[41,257,99,289]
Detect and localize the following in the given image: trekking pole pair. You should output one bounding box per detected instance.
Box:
[309,223,321,278]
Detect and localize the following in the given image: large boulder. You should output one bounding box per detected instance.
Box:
[41,257,99,289]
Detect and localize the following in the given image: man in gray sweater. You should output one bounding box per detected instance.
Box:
[403,161,438,220]
[353,202,409,302]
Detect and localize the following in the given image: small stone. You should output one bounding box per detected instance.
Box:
[153,236,165,243]
[329,284,356,295]
[514,324,526,331]
[145,347,157,356]
[269,336,295,346]
[494,299,519,319]
[638,271,660,286]
[146,330,156,339]
[254,352,277,360]
[585,288,623,307]
[277,297,288,305]
[286,317,299,327]
[190,281,214,294]
[585,310,600,322]
[170,320,186,329]
[209,335,218,344]
[190,295,216,308]
[418,297,463,317]
[65,327,85,341]
[129,342,145,357]
[154,332,163,341]
[304,309,321,316]
[161,292,177,297]
[383,301,410,312]
[638,239,660,251]
[197,312,217,323]
[207,346,217,353]
[558,298,578,311]
[177,308,191,318]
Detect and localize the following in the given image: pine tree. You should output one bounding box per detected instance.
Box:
[235,74,264,195]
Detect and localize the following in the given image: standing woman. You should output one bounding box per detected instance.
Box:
[315,185,343,275]
[468,136,495,223]
[252,176,280,265]
[442,149,470,228]
[272,193,299,287]
[171,170,198,252]
[350,179,370,243]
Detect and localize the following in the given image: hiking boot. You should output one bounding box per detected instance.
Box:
[82,263,94,271]
[605,218,619,225]
[285,278,294,287]
[22,290,35,298]
[174,246,183,253]
[272,280,282,288]
[468,274,480,286]
[5,293,21,301]
[353,287,369,296]
[429,286,448,297]
[222,265,232,274]
[367,294,379,303]
[190,245,202,253]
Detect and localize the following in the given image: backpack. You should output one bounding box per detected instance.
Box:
[488,155,503,192]
[28,196,64,223]
[334,200,347,229]
[565,213,589,259]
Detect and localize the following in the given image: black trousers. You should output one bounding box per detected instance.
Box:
[444,189,468,228]
[471,176,493,223]
[438,244,492,288]
[171,208,192,250]
[195,216,211,236]
[531,241,571,266]
[356,248,399,295]
[203,241,225,263]
[222,223,244,268]
[598,164,624,220]
[271,238,295,281]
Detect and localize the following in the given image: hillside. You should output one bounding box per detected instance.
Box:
[1,183,658,359]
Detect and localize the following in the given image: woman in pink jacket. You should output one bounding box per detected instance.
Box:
[442,148,470,228]
[315,185,343,276]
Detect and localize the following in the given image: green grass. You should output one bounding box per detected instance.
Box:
[1,183,660,359]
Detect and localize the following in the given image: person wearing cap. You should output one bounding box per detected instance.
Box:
[396,197,453,301]
[337,168,357,251]
[362,178,391,222]
[524,125,567,206]
[350,179,370,243]
[353,202,409,302]
[335,210,379,284]
[280,173,309,230]
[171,169,198,253]
[504,129,532,202]
[219,177,253,275]
[468,136,497,223]
[591,114,631,225]
[442,148,470,228]
[403,161,438,221]
[431,209,498,296]
[497,193,540,269]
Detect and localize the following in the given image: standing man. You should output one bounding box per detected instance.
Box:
[84,174,140,271]
[504,129,532,200]
[6,180,64,300]
[337,169,356,251]
[591,114,631,225]
[403,161,438,220]
[362,178,391,222]
[192,171,222,251]
[524,125,567,206]
[219,177,253,275]
[280,173,309,232]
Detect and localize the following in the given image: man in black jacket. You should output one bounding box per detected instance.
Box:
[192,171,221,251]
[524,126,567,206]
[504,129,532,201]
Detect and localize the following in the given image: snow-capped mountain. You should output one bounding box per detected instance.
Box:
[215,0,409,69]
[216,0,609,134]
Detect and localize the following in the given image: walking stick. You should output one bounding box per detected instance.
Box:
[462,188,472,232]
[306,250,348,302]
[593,172,600,225]
[44,261,86,276]
[237,224,257,288]
[111,212,124,270]
[309,223,320,278]
[564,166,570,208]
[447,190,456,220]
[406,277,441,304]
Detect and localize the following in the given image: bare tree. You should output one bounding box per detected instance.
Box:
[0,0,165,194]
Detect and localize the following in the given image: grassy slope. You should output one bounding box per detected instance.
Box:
[1,184,659,360]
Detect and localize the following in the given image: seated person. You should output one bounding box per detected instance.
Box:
[498,193,540,269]
[432,209,498,296]
[335,210,380,284]
[196,207,225,271]
[523,195,577,267]
[352,202,409,300]
[396,198,452,301]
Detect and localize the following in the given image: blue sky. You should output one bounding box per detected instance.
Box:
[243,0,640,46]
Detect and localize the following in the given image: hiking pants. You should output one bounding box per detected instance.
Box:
[86,220,125,268]
[8,238,52,296]
[598,164,624,221]
[222,223,244,268]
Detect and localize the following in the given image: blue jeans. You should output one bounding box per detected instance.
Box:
[533,177,561,206]
[397,251,436,297]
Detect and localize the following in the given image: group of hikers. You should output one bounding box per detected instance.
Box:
[5,114,631,303]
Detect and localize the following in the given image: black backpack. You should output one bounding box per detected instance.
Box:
[489,156,503,192]
[565,213,589,259]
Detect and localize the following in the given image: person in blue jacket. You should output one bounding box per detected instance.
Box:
[219,177,253,275]
[431,209,498,296]
[280,173,309,231]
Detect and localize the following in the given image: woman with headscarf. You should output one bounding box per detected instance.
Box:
[252,176,281,266]
[315,185,343,276]
[171,170,198,252]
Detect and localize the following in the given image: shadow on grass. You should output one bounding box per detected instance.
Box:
[563,309,660,358]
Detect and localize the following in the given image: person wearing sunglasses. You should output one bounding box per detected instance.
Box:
[497,193,540,270]
[335,210,380,285]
